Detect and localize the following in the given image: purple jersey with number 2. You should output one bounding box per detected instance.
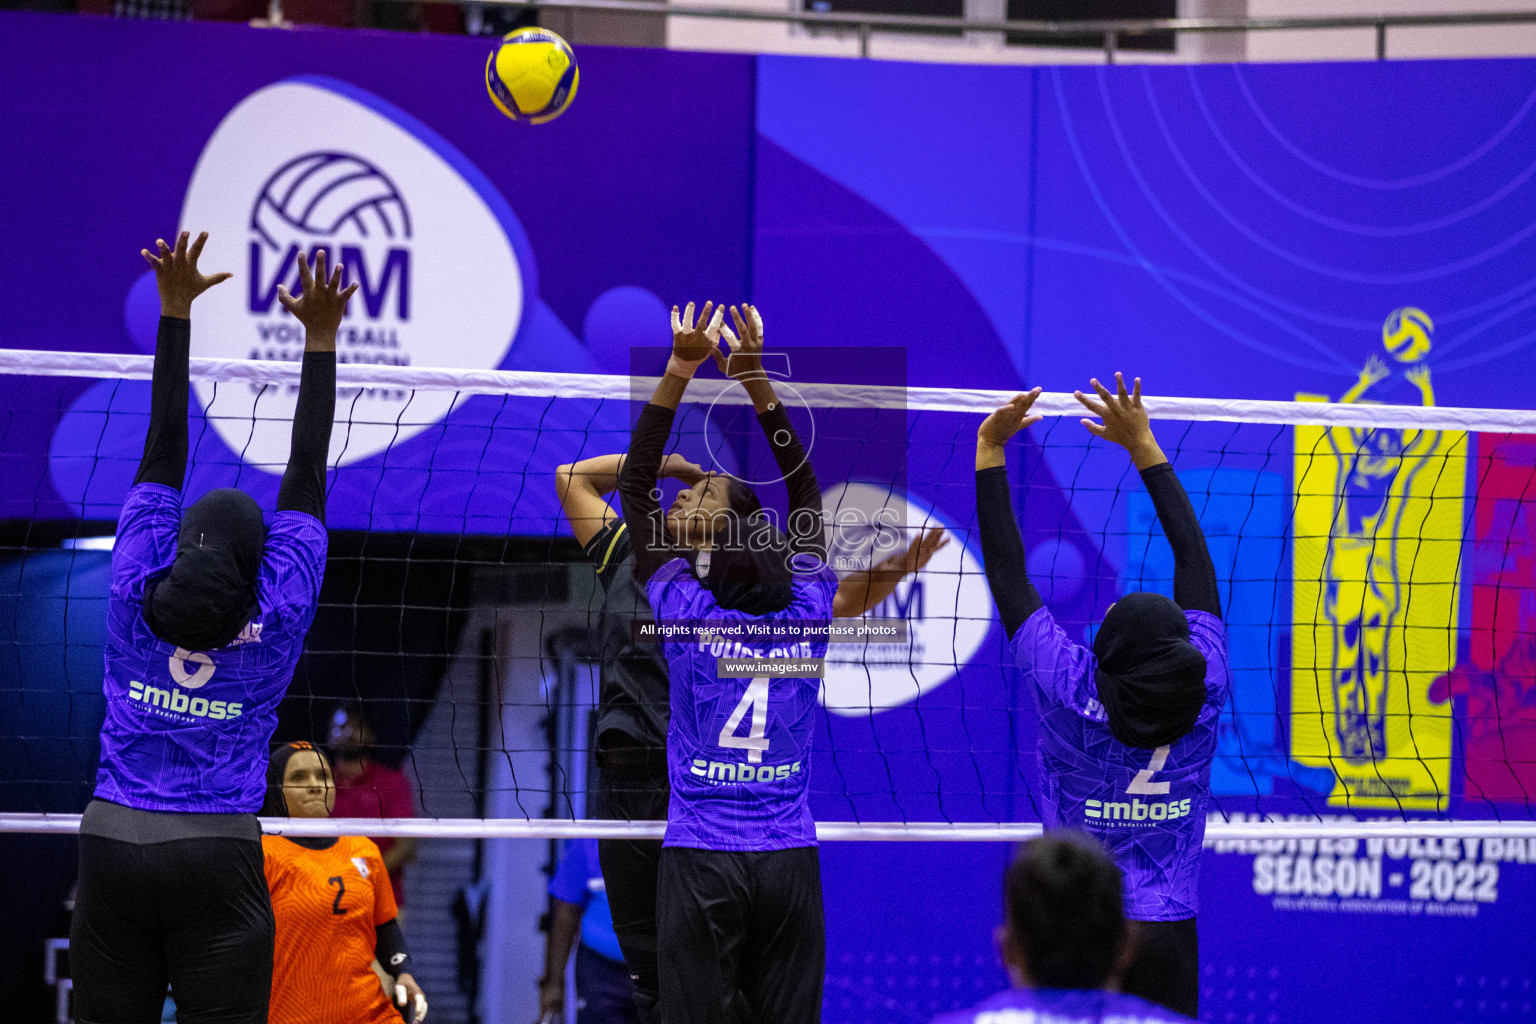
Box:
[95,483,327,814]
[931,986,1195,1023]
[1011,607,1231,921]
[647,557,837,852]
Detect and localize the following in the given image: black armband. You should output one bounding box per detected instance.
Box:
[375,918,412,978]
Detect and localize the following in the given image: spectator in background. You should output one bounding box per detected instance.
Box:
[540,838,639,1024]
[329,703,418,913]
[932,831,1195,1024]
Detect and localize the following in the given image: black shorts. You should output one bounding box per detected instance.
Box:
[656,845,824,1024]
[596,746,669,1024]
[70,833,275,1024]
[1122,916,1199,1018]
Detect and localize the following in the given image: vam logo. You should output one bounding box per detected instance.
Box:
[180,76,528,468]
[818,482,991,716]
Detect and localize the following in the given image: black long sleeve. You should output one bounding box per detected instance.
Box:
[758,401,825,564]
[621,402,677,585]
[1140,461,1221,619]
[275,350,336,521]
[374,917,412,978]
[134,316,190,489]
[976,465,1043,641]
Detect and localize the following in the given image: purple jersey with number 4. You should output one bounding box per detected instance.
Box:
[1011,607,1230,921]
[95,483,327,813]
[931,986,1196,1024]
[647,557,837,852]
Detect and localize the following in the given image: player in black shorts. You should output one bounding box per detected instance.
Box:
[554,304,945,1023]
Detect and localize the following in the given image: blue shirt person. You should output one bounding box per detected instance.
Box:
[543,838,641,1024]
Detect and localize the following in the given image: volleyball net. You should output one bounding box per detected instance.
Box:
[2,348,1535,842]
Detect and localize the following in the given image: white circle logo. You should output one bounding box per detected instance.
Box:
[818,483,991,716]
[180,77,526,469]
[169,648,216,690]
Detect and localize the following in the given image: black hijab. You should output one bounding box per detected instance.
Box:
[1092,592,1208,749]
[706,514,796,616]
[261,741,331,817]
[143,488,266,651]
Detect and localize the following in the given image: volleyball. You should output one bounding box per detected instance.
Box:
[484,27,579,124]
[1382,306,1433,363]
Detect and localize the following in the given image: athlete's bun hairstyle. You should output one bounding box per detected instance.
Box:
[1005,831,1127,990]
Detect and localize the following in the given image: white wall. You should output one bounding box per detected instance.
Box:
[663,0,1536,65]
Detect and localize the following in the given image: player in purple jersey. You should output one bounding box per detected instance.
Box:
[931,831,1194,1024]
[974,374,1230,1018]
[554,453,942,1024]
[620,302,833,1024]
[70,232,351,1024]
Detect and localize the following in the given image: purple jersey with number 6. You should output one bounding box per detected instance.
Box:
[931,986,1196,1024]
[95,483,328,814]
[647,557,837,852]
[1011,606,1231,921]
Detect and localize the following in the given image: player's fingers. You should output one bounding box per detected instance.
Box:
[396,984,406,1007]
[296,250,312,291]
[141,249,162,269]
[720,324,740,351]
[1089,377,1115,404]
[416,994,428,1022]
[156,238,172,259]
[704,304,724,342]
[729,305,748,342]
[276,285,298,314]
[747,304,763,342]
[174,231,189,257]
[682,301,695,332]
[1115,371,1130,400]
[1081,418,1107,437]
[670,306,682,335]
[1073,390,1108,417]
[206,271,233,287]
[1022,415,1044,429]
[341,282,359,302]
[313,248,328,287]
[1132,376,1143,405]
[189,231,209,262]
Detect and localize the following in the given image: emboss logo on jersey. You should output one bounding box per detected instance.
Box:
[180,76,527,469]
[127,681,242,721]
[1085,797,1193,822]
[691,759,802,785]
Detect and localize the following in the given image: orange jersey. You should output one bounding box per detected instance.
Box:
[263,835,401,1024]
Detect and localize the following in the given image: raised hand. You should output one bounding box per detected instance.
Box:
[393,972,428,1023]
[668,301,723,378]
[714,303,766,381]
[276,250,358,350]
[1405,362,1432,391]
[978,389,1044,448]
[141,231,232,319]
[879,526,949,576]
[1361,354,1391,386]
[1074,372,1165,470]
[660,453,708,485]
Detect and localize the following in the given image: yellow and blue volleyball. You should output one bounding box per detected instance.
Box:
[485,27,579,125]
[1382,306,1433,363]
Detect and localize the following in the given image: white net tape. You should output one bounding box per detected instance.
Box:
[5,348,1536,841]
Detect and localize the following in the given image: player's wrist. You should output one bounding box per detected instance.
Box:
[665,355,704,379]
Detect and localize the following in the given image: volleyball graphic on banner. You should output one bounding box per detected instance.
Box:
[179,76,528,470]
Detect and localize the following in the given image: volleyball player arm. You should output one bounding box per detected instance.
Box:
[538,898,583,1017]
[975,393,1045,640]
[1141,465,1221,618]
[622,302,721,582]
[136,231,231,489]
[275,251,354,522]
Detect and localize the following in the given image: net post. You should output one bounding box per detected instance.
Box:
[1376,20,1387,59]
[1104,28,1117,63]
